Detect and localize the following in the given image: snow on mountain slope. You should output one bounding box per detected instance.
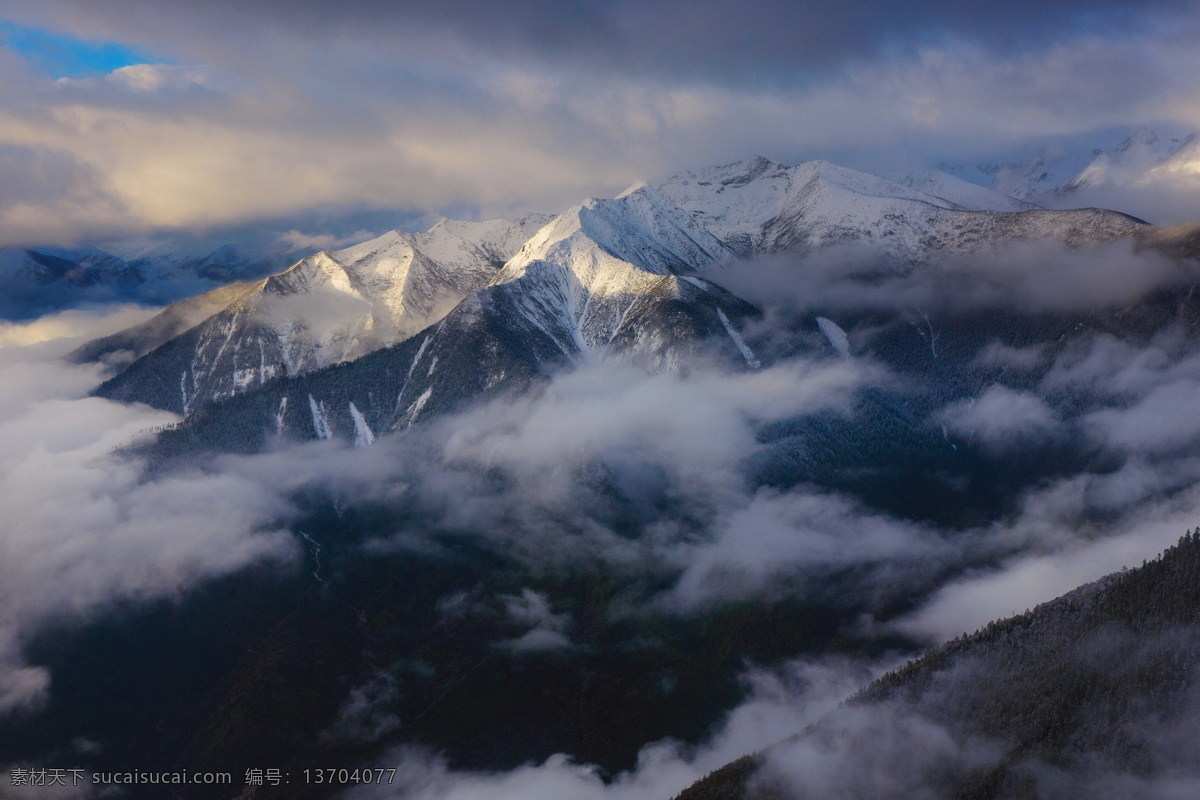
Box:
[659,157,1147,263]
[369,186,755,428]
[142,187,763,449]
[899,170,1040,212]
[657,156,962,257]
[93,214,551,414]
[484,185,736,353]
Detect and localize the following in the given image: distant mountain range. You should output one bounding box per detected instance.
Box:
[79,156,1158,452]
[6,128,1196,321]
[0,232,315,320]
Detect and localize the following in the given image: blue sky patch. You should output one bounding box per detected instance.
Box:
[0,20,163,78]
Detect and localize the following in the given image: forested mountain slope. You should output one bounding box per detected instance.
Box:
[675,532,1200,800]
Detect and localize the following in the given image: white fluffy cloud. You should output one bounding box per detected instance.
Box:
[0,309,298,714]
[939,384,1062,453]
[664,489,949,610]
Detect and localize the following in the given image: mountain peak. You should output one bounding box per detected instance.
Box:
[498,184,729,288]
[616,179,649,198]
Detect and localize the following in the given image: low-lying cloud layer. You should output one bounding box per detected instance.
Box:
[721,238,1190,316]
[0,309,297,715]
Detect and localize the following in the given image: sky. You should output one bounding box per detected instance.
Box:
[0,0,1199,246]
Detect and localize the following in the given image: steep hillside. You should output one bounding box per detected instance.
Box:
[674,532,1200,800]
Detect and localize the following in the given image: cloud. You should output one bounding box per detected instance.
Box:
[320,672,402,746]
[0,304,154,349]
[972,340,1047,371]
[0,307,298,714]
[1039,327,1192,398]
[7,1,1191,82]
[341,654,888,800]
[663,488,949,611]
[897,465,1200,641]
[1,3,1200,244]
[1038,326,1200,455]
[277,229,377,252]
[1086,380,1200,454]
[498,589,573,652]
[431,356,876,523]
[720,238,1190,318]
[939,384,1063,453]
[755,701,1003,800]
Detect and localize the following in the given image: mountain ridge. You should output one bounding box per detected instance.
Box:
[85,156,1162,444]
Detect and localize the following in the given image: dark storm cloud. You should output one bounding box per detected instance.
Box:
[9,0,1192,81]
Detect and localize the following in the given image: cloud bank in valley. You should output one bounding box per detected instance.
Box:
[341,655,888,800]
[0,308,298,715]
[6,238,1194,717]
[718,238,1190,316]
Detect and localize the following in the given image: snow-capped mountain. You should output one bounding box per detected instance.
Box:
[946,152,1085,203]
[656,157,1137,263]
[69,281,265,365]
[89,155,1154,444]
[18,246,144,288]
[133,186,761,451]
[479,185,737,355]
[94,214,551,415]
[1,232,321,320]
[658,156,960,257]
[934,128,1200,216]
[114,237,299,285]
